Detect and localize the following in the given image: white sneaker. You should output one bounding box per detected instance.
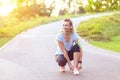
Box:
[73,68,79,75]
[60,66,65,72]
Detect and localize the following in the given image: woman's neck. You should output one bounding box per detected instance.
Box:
[63,32,71,36]
[62,32,71,42]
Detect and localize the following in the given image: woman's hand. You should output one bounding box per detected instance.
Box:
[68,63,74,71]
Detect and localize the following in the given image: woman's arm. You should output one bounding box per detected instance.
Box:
[74,39,78,44]
[57,41,71,65]
[74,39,82,48]
[74,39,83,61]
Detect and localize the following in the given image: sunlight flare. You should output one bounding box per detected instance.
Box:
[0,4,14,16]
[0,0,15,16]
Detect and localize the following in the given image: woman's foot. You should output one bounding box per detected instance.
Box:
[73,68,79,75]
[60,66,65,72]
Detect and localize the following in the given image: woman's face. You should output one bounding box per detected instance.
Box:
[62,21,72,34]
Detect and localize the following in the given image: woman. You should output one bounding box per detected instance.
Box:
[55,18,83,75]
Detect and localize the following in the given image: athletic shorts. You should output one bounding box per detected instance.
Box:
[55,44,80,66]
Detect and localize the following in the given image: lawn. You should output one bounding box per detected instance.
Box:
[89,35,120,53]
[77,11,120,53]
[0,37,12,47]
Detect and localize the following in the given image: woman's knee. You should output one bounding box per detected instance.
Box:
[58,59,67,66]
[73,44,80,52]
[55,55,67,66]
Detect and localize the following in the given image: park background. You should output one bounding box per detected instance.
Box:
[0,0,120,53]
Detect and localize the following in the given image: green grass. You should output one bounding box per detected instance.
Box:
[89,35,120,53]
[0,16,64,37]
[0,37,12,47]
[77,13,120,41]
[77,11,120,53]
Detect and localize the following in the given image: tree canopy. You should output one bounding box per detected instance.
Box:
[1,0,120,18]
[85,0,120,12]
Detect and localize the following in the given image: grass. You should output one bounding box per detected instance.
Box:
[89,35,120,53]
[0,37,12,47]
[77,13,120,41]
[76,11,120,53]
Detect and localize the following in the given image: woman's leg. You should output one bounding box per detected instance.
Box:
[69,44,80,68]
[55,54,67,71]
[73,52,80,69]
[69,44,82,74]
[78,49,83,70]
[55,54,67,66]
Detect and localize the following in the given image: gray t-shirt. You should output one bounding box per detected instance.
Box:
[55,33,78,55]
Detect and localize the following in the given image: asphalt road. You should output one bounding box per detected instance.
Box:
[0,13,120,80]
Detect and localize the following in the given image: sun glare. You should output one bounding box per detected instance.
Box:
[0,4,14,16]
[0,0,88,16]
[0,0,15,16]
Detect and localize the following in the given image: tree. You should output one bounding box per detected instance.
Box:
[74,0,85,13]
[105,0,120,11]
[85,0,120,12]
[10,0,53,20]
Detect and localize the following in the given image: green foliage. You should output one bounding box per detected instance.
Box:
[85,0,120,12]
[77,11,120,53]
[10,0,54,21]
[105,0,120,11]
[0,37,12,47]
[90,35,120,53]
[77,12,120,41]
[0,16,5,28]
[0,16,61,38]
[0,15,21,37]
[85,0,102,12]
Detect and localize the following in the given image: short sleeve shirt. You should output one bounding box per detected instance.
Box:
[55,33,78,54]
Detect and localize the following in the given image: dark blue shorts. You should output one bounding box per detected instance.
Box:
[55,44,80,66]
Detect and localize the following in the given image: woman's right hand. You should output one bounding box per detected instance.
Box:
[68,63,74,71]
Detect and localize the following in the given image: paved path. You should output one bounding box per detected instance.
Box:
[0,13,120,80]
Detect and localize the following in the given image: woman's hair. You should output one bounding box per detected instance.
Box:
[64,18,73,27]
[61,18,74,33]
